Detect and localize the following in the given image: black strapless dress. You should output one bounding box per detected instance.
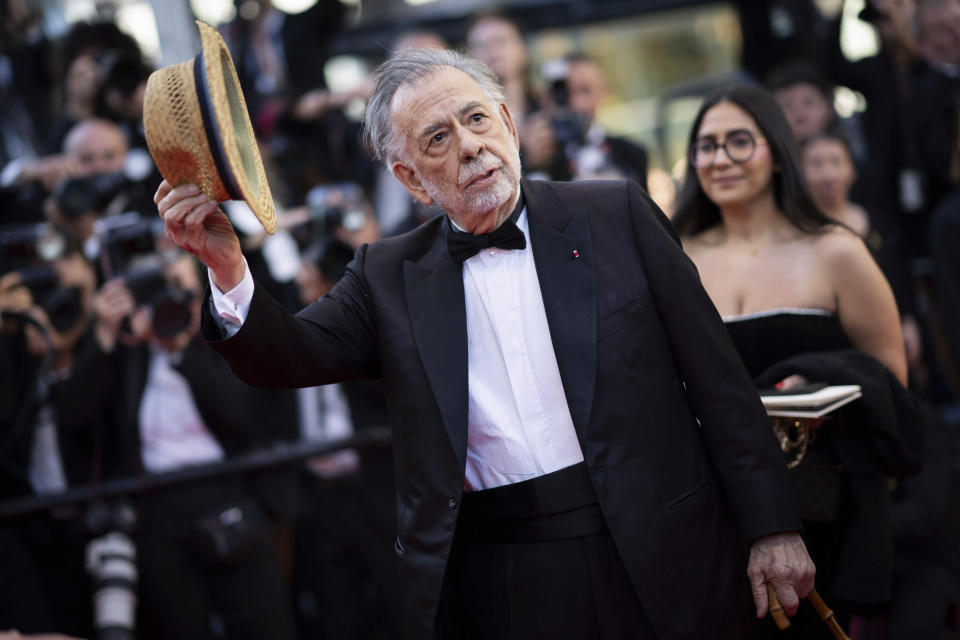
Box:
[724,310,854,640]
[723,309,851,380]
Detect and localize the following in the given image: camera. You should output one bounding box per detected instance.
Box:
[302,235,356,283]
[85,500,137,640]
[15,265,84,332]
[541,58,589,149]
[124,267,194,338]
[97,215,194,338]
[305,182,368,237]
[98,214,160,273]
[51,172,128,219]
[0,223,81,333]
[0,223,67,273]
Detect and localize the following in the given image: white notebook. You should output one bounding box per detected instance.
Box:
[761,384,863,419]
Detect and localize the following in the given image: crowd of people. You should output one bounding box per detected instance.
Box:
[0,0,958,638]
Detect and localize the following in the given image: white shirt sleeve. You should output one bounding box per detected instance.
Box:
[207,258,254,338]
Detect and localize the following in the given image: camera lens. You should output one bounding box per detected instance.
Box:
[150,291,192,338]
[53,177,100,218]
[44,286,83,332]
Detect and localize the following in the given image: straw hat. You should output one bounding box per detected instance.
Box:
[144,21,276,234]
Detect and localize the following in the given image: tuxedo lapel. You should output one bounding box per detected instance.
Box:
[524,180,598,436]
[403,226,469,473]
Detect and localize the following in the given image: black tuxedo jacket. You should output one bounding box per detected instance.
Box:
[203,179,800,639]
[66,335,300,519]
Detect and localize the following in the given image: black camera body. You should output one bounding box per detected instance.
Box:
[98,215,194,338]
[16,265,84,332]
[0,223,67,273]
[302,235,356,283]
[100,216,159,273]
[549,109,589,150]
[123,267,194,338]
[542,59,589,151]
[305,183,368,236]
[52,172,128,219]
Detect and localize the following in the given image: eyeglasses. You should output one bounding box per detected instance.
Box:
[690,131,767,169]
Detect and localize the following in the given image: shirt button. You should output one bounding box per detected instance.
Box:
[489,249,497,257]
[447,495,458,509]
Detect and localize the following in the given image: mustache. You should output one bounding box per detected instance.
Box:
[458,153,502,187]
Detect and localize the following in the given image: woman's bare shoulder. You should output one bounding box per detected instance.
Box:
[843,203,871,237]
[811,224,871,267]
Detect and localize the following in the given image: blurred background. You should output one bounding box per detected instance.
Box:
[3,1,960,639]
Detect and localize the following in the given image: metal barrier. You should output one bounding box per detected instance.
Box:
[0,427,391,520]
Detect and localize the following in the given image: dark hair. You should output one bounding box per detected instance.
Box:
[798,127,855,164]
[766,59,834,101]
[672,84,835,237]
[95,53,152,118]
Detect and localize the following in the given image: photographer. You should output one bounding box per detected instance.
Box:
[0,232,101,637]
[3,117,155,248]
[290,197,399,638]
[77,241,297,640]
[46,118,157,249]
[553,53,648,187]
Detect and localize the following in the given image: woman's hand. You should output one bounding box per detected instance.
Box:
[154,181,245,292]
[773,374,808,391]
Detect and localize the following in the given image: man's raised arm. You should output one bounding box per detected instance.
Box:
[155,180,254,334]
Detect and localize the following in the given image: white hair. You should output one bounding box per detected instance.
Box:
[361,48,506,167]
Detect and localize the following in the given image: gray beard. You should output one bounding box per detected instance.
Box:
[421,148,521,219]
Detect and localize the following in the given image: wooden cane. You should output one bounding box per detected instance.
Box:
[766,585,852,640]
[767,584,791,630]
[808,588,851,640]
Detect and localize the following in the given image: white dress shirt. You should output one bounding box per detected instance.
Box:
[298,383,360,478]
[29,403,67,494]
[210,206,584,490]
[138,344,225,472]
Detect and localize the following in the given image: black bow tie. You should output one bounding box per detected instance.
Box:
[447,194,526,264]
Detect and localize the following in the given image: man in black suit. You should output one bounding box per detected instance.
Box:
[562,52,649,187]
[156,49,815,639]
[79,253,298,640]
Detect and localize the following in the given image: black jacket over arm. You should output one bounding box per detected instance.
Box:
[202,179,800,640]
[757,349,924,603]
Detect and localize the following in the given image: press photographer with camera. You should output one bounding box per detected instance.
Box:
[555,53,649,187]
[2,117,157,248]
[0,230,104,637]
[45,118,158,249]
[74,243,297,640]
[288,184,400,638]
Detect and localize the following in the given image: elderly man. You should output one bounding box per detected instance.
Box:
[156,49,814,639]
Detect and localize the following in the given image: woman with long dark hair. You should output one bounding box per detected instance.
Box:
[676,85,916,638]
[675,84,905,386]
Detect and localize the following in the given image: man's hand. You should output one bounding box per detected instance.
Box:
[0,272,32,322]
[17,155,77,191]
[154,181,244,292]
[747,532,815,619]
